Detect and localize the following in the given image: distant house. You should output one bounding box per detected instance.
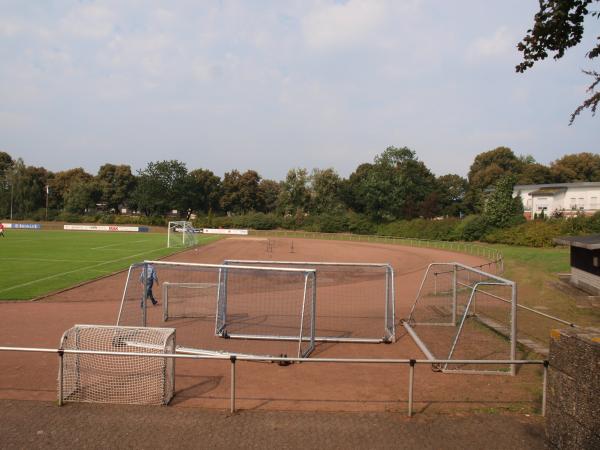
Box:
[513,182,600,219]
[554,235,600,296]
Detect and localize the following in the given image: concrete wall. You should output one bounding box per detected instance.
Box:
[546,328,600,449]
[571,268,600,296]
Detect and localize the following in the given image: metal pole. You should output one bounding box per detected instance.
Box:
[58,350,64,406]
[10,179,13,220]
[142,264,147,327]
[511,283,518,376]
[408,359,415,417]
[45,185,49,221]
[452,265,457,325]
[230,355,236,413]
[542,360,548,417]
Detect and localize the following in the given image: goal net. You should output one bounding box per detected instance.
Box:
[162,282,218,321]
[404,263,516,375]
[223,260,395,343]
[58,324,175,405]
[117,261,317,358]
[167,221,197,248]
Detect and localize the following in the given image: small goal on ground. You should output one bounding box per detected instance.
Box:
[58,324,176,405]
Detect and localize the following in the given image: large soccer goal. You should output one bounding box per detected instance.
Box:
[167,221,197,248]
[222,260,395,343]
[58,324,176,405]
[404,262,517,375]
[117,260,317,358]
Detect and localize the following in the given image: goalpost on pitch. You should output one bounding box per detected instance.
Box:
[167,221,197,248]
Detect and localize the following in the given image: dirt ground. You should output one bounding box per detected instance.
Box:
[0,399,545,450]
[0,237,543,414]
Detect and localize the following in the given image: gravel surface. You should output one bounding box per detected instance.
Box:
[0,400,545,449]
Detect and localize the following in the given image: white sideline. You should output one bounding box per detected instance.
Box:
[91,239,148,250]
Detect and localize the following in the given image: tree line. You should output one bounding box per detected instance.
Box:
[1,146,599,223]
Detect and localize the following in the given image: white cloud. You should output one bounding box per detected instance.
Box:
[302,0,387,50]
[60,4,116,39]
[0,1,596,180]
[466,26,515,61]
[0,19,22,37]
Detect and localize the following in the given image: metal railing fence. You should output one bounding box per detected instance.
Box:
[247,230,504,273]
[0,345,546,417]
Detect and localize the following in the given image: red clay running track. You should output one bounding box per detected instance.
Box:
[0,237,542,413]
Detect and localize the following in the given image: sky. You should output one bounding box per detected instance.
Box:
[0,0,598,180]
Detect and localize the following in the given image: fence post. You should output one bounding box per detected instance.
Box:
[58,350,64,406]
[230,355,236,413]
[408,359,415,417]
[542,360,548,416]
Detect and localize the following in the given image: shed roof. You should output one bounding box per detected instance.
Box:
[554,234,600,250]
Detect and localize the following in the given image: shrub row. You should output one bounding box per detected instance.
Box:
[11,209,600,248]
[195,211,600,247]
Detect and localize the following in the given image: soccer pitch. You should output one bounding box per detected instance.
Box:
[0,229,219,300]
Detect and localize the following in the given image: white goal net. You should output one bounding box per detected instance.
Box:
[167,221,197,248]
[117,261,317,358]
[223,260,395,343]
[58,324,176,405]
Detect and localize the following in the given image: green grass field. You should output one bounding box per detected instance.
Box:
[497,244,599,329]
[0,230,220,300]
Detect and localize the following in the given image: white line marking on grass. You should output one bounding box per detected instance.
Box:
[0,247,169,294]
[0,258,107,263]
[90,239,149,250]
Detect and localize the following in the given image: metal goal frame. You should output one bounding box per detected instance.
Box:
[404,262,517,376]
[222,259,395,344]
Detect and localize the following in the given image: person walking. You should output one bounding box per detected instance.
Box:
[140,263,159,306]
[0,223,5,237]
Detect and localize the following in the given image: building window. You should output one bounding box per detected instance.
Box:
[578,198,585,210]
[536,197,548,211]
[525,199,532,211]
[570,198,577,209]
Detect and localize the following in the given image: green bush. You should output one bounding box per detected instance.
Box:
[483,220,561,247]
[586,211,600,232]
[559,214,588,235]
[56,212,84,223]
[317,213,349,233]
[450,215,490,241]
[232,212,280,230]
[98,214,115,224]
[347,212,376,235]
